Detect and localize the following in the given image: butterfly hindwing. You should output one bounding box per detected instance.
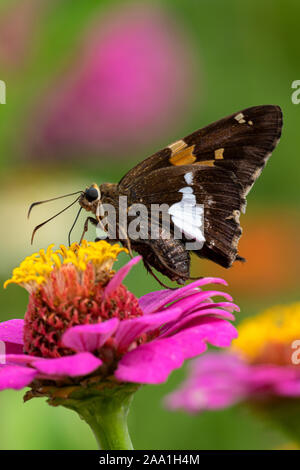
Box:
[129,165,245,267]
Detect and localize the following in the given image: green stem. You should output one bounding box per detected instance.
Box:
[44,382,139,450]
[74,393,134,450]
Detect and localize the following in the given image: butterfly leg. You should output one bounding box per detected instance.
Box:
[93,220,134,258]
[117,224,134,259]
[142,260,178,290]
[79,217,98,244]
[99,235,134,259]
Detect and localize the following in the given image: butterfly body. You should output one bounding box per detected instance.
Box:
[91,182,191,284]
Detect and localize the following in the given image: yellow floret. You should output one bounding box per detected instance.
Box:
[4,240,127,290]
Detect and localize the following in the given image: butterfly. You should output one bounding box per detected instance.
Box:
[29,105,283,286]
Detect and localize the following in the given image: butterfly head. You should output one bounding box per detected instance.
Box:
[79,183,101,214]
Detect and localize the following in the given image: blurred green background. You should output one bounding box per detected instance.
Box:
[0,0,299,449]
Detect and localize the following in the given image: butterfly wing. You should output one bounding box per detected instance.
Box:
[119,105,282,198]
[118,105,283,268]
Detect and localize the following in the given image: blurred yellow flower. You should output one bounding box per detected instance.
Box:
[232,302,300,364]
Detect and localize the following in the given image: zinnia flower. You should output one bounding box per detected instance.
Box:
[166,303,300,444]
[1,240,238,449]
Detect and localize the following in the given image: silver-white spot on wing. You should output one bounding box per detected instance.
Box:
[168,182,205,246]
[184,171,193,185]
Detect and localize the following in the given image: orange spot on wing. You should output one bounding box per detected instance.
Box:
[195,160,215,167]
[169,146,196,166]
[214,148,224,159]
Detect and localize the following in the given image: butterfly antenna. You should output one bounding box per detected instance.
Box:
[31,196,81,245]
[68,207,82,246]
[28,191,83,219]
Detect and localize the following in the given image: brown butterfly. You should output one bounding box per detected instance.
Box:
[29,105,283,286]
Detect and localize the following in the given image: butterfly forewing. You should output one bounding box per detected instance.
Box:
[119,105,282,196]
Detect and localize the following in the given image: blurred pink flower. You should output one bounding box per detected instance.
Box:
[165,352,300,413]
[166,303,300,413]
[30,3,196,160]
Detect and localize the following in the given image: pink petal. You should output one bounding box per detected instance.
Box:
[115,337,184,384]
[159,293,237,336]
[32,352,102,377]
[170,318,238,359]
[190,352,247,376]
[116,318,237,384]
[159,318,238,362]
[115,321,213,384]
[139,277,228,314]
[275,378,300,396]
[104,256,141,297]
[138,290,177,315]
[114,307,181,350]
[62,318,119,352]
[0,365,37,390]
[196,301,240,313]
[166,373,245,413]
[165,353,250,412]
[161,308,235,338]
[249,365,298,392]
[0,319,24,345]
[0,354,40,366]
[166,292,235,316]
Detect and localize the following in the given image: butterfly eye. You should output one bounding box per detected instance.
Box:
[85,186,99,202]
